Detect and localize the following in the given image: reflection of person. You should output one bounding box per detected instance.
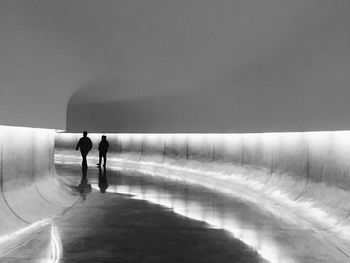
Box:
[97,135,109,167]
[98,167,108,193]
[76,131,93,166]
[78,165,92,200]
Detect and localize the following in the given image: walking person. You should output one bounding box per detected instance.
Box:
[97,135,109,167]
[76,131,93,167]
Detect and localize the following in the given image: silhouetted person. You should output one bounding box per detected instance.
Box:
[76,131,93,167]
[97,135,109,167]
[98,167,108,193]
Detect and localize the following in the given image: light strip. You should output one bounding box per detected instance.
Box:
[0,219,62,262]
[49,223,62,263]
[0,219,51,248]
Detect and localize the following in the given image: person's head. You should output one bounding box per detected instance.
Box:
[83,131,88,137]
[102,135,106,140]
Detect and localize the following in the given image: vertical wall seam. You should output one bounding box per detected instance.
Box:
[212,139,215,162]
[293,139,310,201]
[241,137,244,165]
[32,130,35,183]
[271,141,274,174]
[120,135,122,154]
[138,135,144,161]
[186,135,189,160]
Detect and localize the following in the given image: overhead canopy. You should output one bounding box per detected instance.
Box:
[1,0,349,131]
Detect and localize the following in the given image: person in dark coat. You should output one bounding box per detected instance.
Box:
[76,131,93,166]
[97,135,109,167]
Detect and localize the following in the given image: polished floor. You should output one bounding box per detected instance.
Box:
[55,164,268,263]
[2,162,350,262]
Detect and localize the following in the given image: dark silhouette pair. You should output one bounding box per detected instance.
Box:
[75,131,109,168]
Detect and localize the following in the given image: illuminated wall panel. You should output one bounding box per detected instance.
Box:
[0,126,77,239]
[212,134,243,163]
[140,134,165,163]
[272,133,308,179]
[163,134,187,159]
[55,133,78,149]
[56,131,350,192]
[308,131,350,189]
[242,133,267,168]
[106,134,121,157]
[187,134,214,162]
[34,129,52,177]
[142,134,164,156]
[118,134,142,153]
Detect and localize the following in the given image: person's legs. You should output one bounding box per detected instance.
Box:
[103,152,107,167]
[97,152,102,166]
[82,152,87,166]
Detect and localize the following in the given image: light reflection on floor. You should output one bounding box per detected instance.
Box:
[54,159,350,263]
[0,219,62,263]
[91,181,286,263]
[49,223,62,263]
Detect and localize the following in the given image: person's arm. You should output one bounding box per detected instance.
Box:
[76,139,80,151]
[88,139,93,151]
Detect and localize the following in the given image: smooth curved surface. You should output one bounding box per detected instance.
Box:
[56,132,350,260]
[0,126,78,258]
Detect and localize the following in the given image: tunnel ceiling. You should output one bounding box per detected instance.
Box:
[1,0,350,131]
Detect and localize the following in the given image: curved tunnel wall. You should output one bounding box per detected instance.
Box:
[56,132,350,224]
[56,132,350,190]
[55,131,350,255]
[0,125,77,254]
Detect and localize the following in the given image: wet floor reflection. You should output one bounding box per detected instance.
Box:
[98,167,108,193]
[56,162,350,263]
[76,165,92,200]
[88,169,291,263]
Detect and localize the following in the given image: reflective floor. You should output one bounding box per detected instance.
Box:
[2,162,350,262]
[55,164,269,263]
